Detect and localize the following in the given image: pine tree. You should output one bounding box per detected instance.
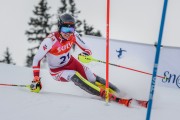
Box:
[58,0,67,14]
[0,47,15,65]
[83,20,102,36]
[26,49,35,67]
[25,0,52,67]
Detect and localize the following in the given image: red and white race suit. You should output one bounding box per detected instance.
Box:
[32,31,96,82]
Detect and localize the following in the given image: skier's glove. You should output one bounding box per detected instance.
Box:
[30,76,42,93]
[78,52,92,63]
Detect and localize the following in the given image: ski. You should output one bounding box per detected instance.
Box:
[2,83,148,108]
[133,99,148,108]
[109,93,148,108]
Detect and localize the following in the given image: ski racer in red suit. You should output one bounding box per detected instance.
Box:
[30,13,126,105]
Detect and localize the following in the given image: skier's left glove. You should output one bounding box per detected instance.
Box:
[78,52,92,63]
[30,76,42,93]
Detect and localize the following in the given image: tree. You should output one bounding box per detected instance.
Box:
[0,47,16,65]
[26,49,35,67]
[83,20,102,36]
[25,0,52,67]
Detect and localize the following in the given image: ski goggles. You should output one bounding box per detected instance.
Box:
[60,27,75,33]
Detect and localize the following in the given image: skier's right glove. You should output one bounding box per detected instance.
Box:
[78,52,92,63]
[30,76,42,93]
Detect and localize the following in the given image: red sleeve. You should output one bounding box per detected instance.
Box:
[32,38,52,77]
[74,32,92,55]
[32,61,41,77]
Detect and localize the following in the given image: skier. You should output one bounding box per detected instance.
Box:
[30,13,132,107]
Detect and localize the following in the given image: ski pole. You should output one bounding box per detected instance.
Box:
[93,58,167,79]
[78,55,167,79]
[0,83,30,88]
[91,58,166,79]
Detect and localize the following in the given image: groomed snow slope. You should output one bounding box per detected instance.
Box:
[0,63,180,120]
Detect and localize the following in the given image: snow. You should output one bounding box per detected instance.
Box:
[0,63,180,120]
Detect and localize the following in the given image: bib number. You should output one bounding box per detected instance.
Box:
[59,53,70,64]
